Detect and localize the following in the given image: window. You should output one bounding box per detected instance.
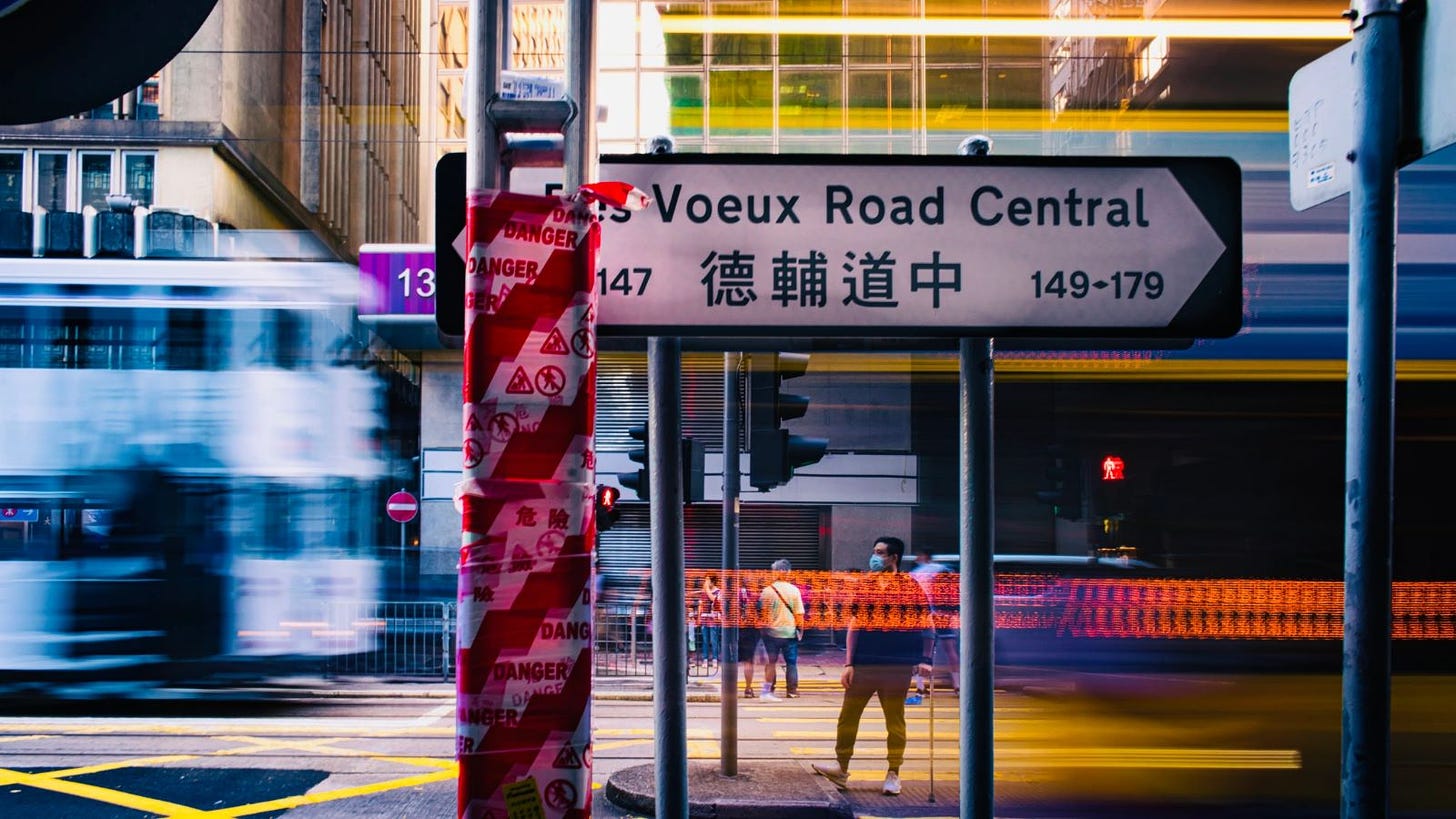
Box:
[123,153,155,206]
[80,153,113,211]
[36,152,68,212]
[0,153,22,210]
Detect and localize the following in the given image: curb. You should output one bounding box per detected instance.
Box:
[604,761,853,819]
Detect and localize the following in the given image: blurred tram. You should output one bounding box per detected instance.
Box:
[0,258,387,696]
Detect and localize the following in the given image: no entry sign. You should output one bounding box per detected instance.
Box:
[386,490,418,524]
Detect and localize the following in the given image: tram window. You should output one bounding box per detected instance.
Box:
[162,309,220,370]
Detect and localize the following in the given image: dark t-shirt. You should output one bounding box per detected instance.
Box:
[848,572,927,666]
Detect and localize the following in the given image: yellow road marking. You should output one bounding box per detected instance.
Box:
[0,734,53,743]
[597,726,714,739]
[0,766,210,817]
[193,766,458,819]
[34,755,201,778]
[686,740,720,759]
[593,739,651,752]
[212,735,350,756]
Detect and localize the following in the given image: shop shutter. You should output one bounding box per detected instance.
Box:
[596,352,742,452]
[597,503,824,602]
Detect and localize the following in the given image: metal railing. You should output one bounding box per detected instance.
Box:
[593,596,720,678]
[324,601,454,680]
[322,596,724,680]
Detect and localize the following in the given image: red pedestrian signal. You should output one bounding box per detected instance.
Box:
[1101,455,1125,481]
[595,485,622,532]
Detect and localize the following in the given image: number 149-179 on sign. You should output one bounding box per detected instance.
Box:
[1031,269,1164,300]
[598,267,652,296]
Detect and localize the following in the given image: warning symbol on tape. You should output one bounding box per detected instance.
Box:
[489,413,519,443]
[571,328,594,359]
[506,366,535,394]
[535,365,566,397]
[540,327,570,355]
[543,779,577,811]
[553,744,583,769]
[463,439,485,469]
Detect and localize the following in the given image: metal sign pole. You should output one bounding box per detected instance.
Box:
[1342,2,1400,817]
[721,351,742,776]
[957,136,997,819]
[959,337,995,819]
[649,336,689,818]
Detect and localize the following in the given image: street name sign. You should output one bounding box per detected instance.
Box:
[1289,41,1355,212]
[436,154,1241,340]
[593,155,1240,338]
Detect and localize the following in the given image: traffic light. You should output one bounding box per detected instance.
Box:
[620,424,650,500]
[1035,447,1083,521]
[748,352,828,491]
[595,484,621,533]
[681,436,705,504]
[618,422,705,504]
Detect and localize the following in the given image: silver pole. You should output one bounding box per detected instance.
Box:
[564,0,597,190]
[465,0,502,197]
[960,337,994,819]
[649,336,688,818]
[1342,2,1399,817]
[721,352,742,775]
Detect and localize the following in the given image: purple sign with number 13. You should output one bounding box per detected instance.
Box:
[358,243,436,316]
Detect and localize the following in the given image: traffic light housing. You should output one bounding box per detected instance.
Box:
[681,437,705,504]
[618,422,705,504]
[1035,447,1083,521]
[620,424,650,500]
[748,352,828,491]
[595,484,621,532]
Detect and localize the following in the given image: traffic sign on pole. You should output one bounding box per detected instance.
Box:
[591,155,1240,339]
[1289,41,1356,212]
[386,490,418,524]
[434,155,1241,340]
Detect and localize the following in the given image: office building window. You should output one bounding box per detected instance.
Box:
[0,153,21,210]
[36,153,68,212]
[124,153,155,206]
[80,153,113,211]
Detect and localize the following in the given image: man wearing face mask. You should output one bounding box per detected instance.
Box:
[811,536,933,797]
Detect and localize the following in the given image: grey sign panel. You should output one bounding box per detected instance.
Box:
[1418,0,1456,159]
[595,155,1241,339]
[1289,41,1356,212]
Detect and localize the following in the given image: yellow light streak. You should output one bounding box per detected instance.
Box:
[788,746,1302,769]
[660,15,1351,41]
[680,107,1291,134]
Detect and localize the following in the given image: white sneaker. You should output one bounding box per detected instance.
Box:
[811,762,849,789]
[882,770,901,796]
[759,691,782,701]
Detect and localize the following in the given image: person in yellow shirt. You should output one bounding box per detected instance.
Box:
[757,558,804,700]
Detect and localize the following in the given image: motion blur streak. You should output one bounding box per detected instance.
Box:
[684,569,1456,641]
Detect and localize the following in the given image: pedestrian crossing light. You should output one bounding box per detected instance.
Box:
[595,484,621,533]
[748,352,829,491]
